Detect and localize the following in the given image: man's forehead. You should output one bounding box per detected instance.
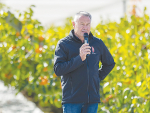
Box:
[77,15,91,22]
[78,15,90,19]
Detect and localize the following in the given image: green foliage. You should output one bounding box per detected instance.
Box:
[0,3,150,113]
[94,12,150,112]
[4,11,22,32]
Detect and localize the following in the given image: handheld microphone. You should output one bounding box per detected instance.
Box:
[84,33,89,44]
[84,33,89,56]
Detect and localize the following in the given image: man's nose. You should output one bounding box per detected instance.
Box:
[83,25,88,29]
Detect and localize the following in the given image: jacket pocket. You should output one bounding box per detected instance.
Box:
[92,76,100,95]
[62,76,73,100]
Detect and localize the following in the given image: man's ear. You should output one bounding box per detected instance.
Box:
[72,21,75,28]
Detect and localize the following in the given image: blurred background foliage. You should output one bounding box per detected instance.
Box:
[0,2,150,113]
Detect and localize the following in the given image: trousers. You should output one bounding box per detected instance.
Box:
[62,103,98,113]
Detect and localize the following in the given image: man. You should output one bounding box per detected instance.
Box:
[54,11,115,113]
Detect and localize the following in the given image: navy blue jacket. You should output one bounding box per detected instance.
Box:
[54,30,115,104]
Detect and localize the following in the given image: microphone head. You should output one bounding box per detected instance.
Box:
[84,33,88,38]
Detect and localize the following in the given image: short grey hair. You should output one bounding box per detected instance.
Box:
[73,11,92,22]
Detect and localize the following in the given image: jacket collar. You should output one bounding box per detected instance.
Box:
[69,29,93,43]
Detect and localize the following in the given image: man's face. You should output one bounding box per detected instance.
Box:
[73,15,91,39]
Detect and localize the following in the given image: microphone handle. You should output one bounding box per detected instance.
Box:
[84,38,89,56]
[84,38,88,44]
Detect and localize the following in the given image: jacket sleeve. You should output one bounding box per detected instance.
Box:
[99,41,115,80]
[54,40,84,76]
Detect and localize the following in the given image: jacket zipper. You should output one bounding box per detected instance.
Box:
[86,56,90,103]
[70,76,73,94]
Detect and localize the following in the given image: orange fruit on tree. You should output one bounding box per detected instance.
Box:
[16,32,20,37]
[102,99,107,103]
[106,97,109,102]
[27,77,29,81]
[40,79,48,85]
[38,36,44,42]
[54,99,57,102]
[24,35,30,39]
[39,76,48,85]
[44,101,48,104]
[35,47,43,53]
[128,81,131,84]
[108,95,113,99]
[39,76,43,80]
[43,76,48,80]
[5,74,13,79]
[53,73,57,78]
[17,62,22,69]
[12,45,16,50]
[131,5,136,16]
[123,80,131,85]
[43,67,48,72]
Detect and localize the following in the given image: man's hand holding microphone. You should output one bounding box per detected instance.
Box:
[79,33,91,61]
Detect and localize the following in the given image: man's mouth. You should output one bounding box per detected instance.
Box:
[82,31,88,33]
